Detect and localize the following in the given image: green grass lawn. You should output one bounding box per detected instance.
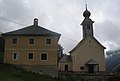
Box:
[0,64,58,81]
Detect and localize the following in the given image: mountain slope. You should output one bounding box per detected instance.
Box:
[106,50,120,73]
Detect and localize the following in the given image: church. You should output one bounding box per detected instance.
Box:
[58,6,106,74]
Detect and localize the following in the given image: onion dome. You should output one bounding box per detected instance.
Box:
[83,6,91,18]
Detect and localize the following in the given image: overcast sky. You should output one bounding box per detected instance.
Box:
[0,0,120,54]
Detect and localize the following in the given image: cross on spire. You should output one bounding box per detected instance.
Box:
[85,1,87,10]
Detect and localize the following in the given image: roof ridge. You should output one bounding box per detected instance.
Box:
[2,24,61,37]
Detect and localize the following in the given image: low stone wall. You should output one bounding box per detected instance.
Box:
[16,65,58,77]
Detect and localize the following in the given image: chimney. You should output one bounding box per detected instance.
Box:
[34,18,38,25]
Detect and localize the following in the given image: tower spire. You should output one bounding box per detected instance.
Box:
[81,5,94,39]
[83,3,91,18]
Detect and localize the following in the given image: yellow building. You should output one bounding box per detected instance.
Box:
[59,6,106,74]
[3,18,61,77]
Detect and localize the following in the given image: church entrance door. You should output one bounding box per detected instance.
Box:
[88,65,94,73]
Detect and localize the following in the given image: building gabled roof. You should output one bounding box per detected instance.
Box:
[2,18,61,38]
[69,36,106,53]
[59,54,72,62]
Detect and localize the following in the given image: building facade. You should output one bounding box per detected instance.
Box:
[59,6,106,74]
[3,18,61,77]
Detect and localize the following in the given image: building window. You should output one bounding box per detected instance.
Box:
[28,53,34,60]
[12,52,18,60]
[45,38,51,44]
[80,67,84,70]
[41,53,47,60]
[29,38,35,44]
[65,65,68,71]
[12,38,18,44]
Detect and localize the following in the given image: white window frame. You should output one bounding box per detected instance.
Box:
[12,52,19,60]
[28,37,35,45]
[40,52,48,61]
[45,38,52,45]
[27,52,34,60]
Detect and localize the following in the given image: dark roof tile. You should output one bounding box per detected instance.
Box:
[3,25,60,37]
[59,54,72,62]
[2,18,61,38]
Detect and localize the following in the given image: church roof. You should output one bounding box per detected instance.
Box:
[69,36,106,53]
[2,18,61,38]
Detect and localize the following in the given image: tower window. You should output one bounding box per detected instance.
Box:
[87,24,90,29]
[83,26,85,30]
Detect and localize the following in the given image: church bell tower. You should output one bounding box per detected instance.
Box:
[81,5,94,39]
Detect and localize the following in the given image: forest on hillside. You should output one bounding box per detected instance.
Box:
[106,49,120,73]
